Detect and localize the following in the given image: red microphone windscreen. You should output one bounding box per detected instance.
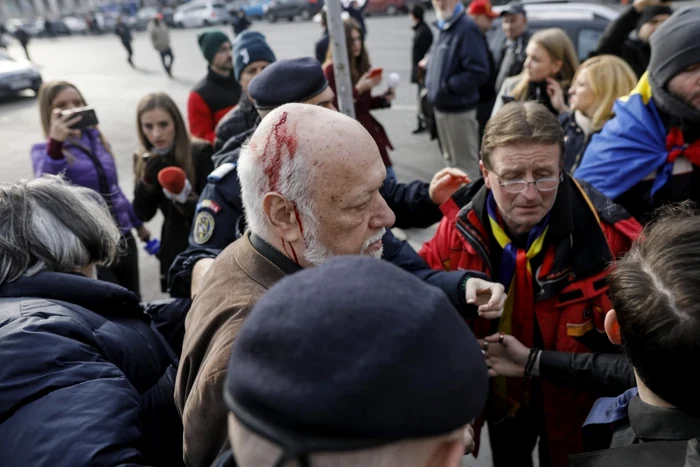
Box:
[158,167,186,194]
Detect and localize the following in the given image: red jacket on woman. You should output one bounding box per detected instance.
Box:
[324,64,394,168]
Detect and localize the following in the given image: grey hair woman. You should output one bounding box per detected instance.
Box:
[0,175,186,466]
[0,175,120,285]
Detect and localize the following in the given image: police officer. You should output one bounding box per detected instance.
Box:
[168,58,477,311]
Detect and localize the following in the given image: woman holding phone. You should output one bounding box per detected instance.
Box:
[323,19,396,180]
[30,80,149,298]
[132,92,213,293]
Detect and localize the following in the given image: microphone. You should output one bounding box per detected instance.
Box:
[388,72,400,90]
[158,167,192,204]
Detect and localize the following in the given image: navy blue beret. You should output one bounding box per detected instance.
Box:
[225,256,488,442]
[247,57,329,110]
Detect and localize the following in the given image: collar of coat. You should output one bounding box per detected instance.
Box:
[451,173,637,299]
[0,271,146,321]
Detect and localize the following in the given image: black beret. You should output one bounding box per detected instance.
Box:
[248,57,329,110]
[225,256,488,444]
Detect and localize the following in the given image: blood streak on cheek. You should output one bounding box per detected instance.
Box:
[261,111,299,191]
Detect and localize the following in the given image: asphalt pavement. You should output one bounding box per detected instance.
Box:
[0,16,533,466]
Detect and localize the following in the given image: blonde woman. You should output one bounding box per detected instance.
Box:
[559,55,637,173]
[30,80,149,297]
[132,92,213,292]
[492,28,579,117]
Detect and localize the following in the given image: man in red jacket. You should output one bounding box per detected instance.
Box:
[188,30,240,143]
[419,102,642,467]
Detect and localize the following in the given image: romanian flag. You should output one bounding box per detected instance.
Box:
[574,73,672,200]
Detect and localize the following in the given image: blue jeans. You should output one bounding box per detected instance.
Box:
[385,166,396,182]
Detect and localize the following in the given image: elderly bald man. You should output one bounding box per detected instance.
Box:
[175,103,505,467]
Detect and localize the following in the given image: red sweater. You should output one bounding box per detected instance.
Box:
[188,68,241,143]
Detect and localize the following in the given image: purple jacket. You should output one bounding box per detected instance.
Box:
[30,128,142,233]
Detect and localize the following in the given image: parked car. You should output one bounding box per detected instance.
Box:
[362,0,412,16]
[265,0,323,22]
[0,51,42,97]
[244,0,270,19]
[62,16,88,35]
[5,19,43,37]
[174,1,229,28]
[488,3,618,63]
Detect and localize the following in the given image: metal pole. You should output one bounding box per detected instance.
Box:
[325,0,355,119]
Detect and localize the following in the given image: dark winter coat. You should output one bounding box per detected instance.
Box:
[425,9,490,112]
[411,20,433,84]
[591,6,650,79]
[132,141,214,292]
[0,272,188,467]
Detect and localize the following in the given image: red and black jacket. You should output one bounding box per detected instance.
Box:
[188,68,241,144]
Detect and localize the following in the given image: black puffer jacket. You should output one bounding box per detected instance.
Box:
[0,272,190,467]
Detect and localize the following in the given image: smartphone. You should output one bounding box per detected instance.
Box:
[368,67,384,78]
[61,106,99,130]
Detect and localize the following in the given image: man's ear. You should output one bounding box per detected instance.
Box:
[604,309,622,345]
[480,160,491,190]
[263,193,302,243]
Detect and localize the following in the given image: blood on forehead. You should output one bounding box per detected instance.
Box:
[259,111,299,192]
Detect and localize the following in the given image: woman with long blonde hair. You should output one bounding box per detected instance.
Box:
[132,92,213,292]
[323,19,397,180]
[492,28,580,117]
[559,55,637,173]
[30,80,149,297]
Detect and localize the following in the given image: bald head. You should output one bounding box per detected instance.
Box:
[238,102,395,267]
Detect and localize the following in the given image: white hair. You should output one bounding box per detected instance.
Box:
[0,175,121,286]
[238,137,318,243]
[228,414,463,467]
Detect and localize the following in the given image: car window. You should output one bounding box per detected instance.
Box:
[192,5,207,11]
[578,28,603,61]
[213,3,227,8]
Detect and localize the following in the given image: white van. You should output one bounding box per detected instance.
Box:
[174,1,229,28]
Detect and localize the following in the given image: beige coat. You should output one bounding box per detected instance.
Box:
[147,20,170,52]
[175,233,288,467]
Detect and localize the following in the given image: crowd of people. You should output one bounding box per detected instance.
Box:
[1,1,700,466]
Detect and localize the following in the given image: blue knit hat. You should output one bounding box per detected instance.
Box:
[197,29,231,64]
[224,256,488,453]
[233,30,276,81]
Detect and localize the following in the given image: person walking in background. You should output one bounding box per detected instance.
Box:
[591,0,671,78]
[324,19,396,180]
[231,9,251,36]
[495,2,531,93]
[115,16,134,67]
[559,55,637,173]
[467,0,499,139]
[425,0,489,179]
[344,0,368,37]
[132,92,214,292]
[14,26,31,61]
[0,176,185,467]
[188,30,241,144]
[492,28,579,117]
[30,81,149,298]
[314,10,329,63]
[148,14,174,76]
[409,5,432,134]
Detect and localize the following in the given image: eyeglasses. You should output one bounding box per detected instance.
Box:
[495,172,563,194]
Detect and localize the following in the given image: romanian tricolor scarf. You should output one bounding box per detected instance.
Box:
[487,192,550,416]
[574,72,700,200]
